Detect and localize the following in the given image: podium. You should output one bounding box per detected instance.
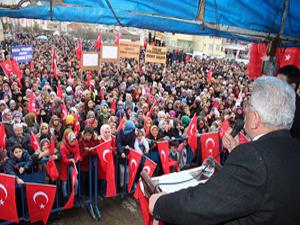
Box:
[141,157,222,197]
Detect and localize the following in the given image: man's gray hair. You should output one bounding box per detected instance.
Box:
[250,76,296,129]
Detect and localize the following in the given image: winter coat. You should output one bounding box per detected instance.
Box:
[5,150,33,175]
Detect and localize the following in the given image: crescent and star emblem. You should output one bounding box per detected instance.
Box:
[0,183,8,206]
[33,191,49,209]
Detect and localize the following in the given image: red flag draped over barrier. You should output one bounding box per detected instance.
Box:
[0,173,18,223]
[0,123,6,149]
[62,165,78,210]
[96,141,116,197]
[26,183,56,225]
[128,149,143,192]
[46,139,59,182]
[200,132,220,163]
[186,114,198,152]
[95,33,102,50]
[30,131,39,152]
[157,141,170,174]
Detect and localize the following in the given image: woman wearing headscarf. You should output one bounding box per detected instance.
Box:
[24,112,39,134]
[59,129,80,202]
[79,125,99,196]
[49,115,64,142]
[99,124,116,154]
[97,103,110,128]
[2,108,15,138]
[116,120,136,189]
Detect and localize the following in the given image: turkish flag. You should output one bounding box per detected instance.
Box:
[96,141,116,197]
[28,92,37,115]
[62,166,78,210]
[74,114,80,137]
[146,100,158,117]
[276,47,300,69]
[239,132,250,144]
[46,140,59,182]
[186,114,198,152]
[157,141,170,174]
[0,123,6,149]
[51,48,58,79]
[56,83,63,98]
[0,173,18,223]
[200,132,220,163]
[26,183,56,225]
[30,131,39,152]
[219,118,229,140]
[61,103,68,121]
[114,31,120,45]
[246,43,267,80]
[128,149,143,192]
[117,116,126,133]
[95,33,102,50]
[0,60,14,76]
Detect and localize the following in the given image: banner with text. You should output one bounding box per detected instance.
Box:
[145,45,167,64]
[119,41,140,59]
[12,45,33,63]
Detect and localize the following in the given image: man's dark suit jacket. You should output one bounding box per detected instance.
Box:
[153,130,300,225]
[291,95,300,139]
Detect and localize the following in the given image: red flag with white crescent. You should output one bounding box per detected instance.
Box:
[0,60,14,76]
[26,183,56,225]
[30,131,39,152]
[96,141,116,197]
[186,114,198,152]
[128,148,142,192]
[157,141,170,174]
[0,173,18,223]
[200,132,220,163]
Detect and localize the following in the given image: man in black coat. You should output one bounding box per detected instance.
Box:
[149,77,300,225]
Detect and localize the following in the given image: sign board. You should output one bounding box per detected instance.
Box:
[119,41,140,59]
[82,51,99,70]
[100,44,119,63]
[145,45,167,64]
[12,45,33,63]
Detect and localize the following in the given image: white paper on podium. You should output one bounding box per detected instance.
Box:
[152,167,207,193]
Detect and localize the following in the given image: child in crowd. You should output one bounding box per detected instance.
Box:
[32,137,61,162]
[5,145,33,184]
[134,129,149,155]
[169,140,180,172]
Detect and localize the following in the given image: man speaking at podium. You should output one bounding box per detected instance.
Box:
[149,76,300,225]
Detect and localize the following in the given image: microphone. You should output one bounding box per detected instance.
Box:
[230,119,244,137]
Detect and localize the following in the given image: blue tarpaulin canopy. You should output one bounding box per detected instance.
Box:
[0,0,299,45]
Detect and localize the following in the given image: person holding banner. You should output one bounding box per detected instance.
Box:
[149,77,300,225]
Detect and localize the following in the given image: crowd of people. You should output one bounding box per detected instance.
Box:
[0,31,268,202]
